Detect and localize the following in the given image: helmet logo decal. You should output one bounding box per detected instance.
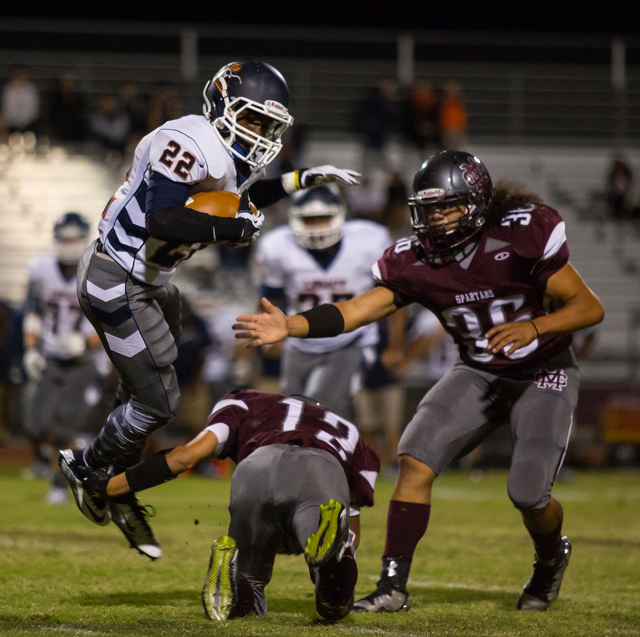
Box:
[460,157,489,191]
[215,63,243,92]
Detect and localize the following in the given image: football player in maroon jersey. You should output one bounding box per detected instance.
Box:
[77,389,380,622]
[233,151,605,612]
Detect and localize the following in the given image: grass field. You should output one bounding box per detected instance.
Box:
[1,466,639,637]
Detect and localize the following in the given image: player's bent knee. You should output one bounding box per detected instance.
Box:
[507,480,549,510]
[399,455,436,487]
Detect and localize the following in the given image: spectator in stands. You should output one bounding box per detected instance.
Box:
[49,71,87,145]
[360,78,398,169]
[606,157,637,224]
[146,82,182,132]
[1,65,40,137]
[118,83,149,149]
[383,171,411,240]
[405,80,441,152]
[439,80,468,151]
[89,93,131,163]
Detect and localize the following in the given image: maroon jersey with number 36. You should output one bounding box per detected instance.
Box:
[374,204,572,373]
[204,389,380,509]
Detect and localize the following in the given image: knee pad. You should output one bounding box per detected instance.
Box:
[507,459,551,510]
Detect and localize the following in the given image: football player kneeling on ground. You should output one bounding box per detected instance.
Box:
[75,389,380,621]
[233,150,606,612]
[58,58,360,560]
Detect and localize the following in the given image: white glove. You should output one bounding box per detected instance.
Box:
[300,165,361,189]
[58,332,87,359]
[231,191,264,248]
[23,349,47,381]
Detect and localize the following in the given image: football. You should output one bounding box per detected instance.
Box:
[186,190,259,245]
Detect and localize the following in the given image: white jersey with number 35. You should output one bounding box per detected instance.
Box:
[98,114,260,286]
[256,220,392,354]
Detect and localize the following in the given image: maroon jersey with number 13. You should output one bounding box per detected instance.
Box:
[204,389,380,509]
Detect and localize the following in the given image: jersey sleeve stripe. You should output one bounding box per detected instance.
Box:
[209,398,249,417]
[359,470,378,490]
[371,262,382,281]
[542,222,567,260]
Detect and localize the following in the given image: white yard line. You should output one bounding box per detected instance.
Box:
[30,626,103,636]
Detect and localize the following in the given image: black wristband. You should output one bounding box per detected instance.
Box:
[300,304,345,338]
[125,450,176,493]
[530,320,540,338]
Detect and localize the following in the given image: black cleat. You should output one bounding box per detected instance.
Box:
[109,493,162,560]
[58,449,110,526]
[312,545,358,621]
[353,556,410,613]
[518,536,572,611]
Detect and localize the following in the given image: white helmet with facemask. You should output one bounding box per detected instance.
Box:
[289,185,346,250]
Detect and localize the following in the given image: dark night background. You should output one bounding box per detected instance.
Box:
[0,1,636,36]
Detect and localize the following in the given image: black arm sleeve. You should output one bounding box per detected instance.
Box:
[146,206,247,244]
[248,177,289,208]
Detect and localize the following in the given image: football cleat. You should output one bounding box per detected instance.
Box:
[202,536,238,621]
[312,546,358,621]
[58,449,110,526]
[353,556,411,613]
[304,499,347,567]
[108,493,162,560]
[518,536,572,611]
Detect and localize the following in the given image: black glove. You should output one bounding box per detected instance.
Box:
[78,465,111,501]
[230,190,264,248]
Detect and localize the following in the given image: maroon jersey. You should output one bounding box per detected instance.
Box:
[374,204,572,373]
[204,389,380,509]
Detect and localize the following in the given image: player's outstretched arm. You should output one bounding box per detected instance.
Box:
[233,287,398,348]
[81,429,221,499]
[485,262,605,356]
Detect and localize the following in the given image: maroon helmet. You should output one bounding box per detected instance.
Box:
[409,151,493,263]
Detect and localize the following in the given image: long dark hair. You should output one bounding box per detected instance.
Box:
[488,178,543,223]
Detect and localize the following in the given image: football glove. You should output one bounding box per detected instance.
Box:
[230,190,264,248]
[78,465,111,501]
[300,165,361,189]
[23,348,47,381]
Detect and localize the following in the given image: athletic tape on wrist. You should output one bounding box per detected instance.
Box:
[282,171,302,194]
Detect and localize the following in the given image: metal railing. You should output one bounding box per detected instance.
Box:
[2,18,640,144]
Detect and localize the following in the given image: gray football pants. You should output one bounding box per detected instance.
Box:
[228,444,351,615]
[398,353,579,510]
[77,241,181,468]
[23,357,98,445]
[280,342,364,418]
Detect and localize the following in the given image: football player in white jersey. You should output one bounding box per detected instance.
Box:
[59,60,360,559]
[255,186,392,417]
[23,213,102,504]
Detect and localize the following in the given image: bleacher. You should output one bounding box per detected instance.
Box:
[1,137,639,381]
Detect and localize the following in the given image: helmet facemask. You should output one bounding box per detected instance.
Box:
[203,66,293,171]
[409,193,485,263]
[53,215,90,265]
[289,191,346,250]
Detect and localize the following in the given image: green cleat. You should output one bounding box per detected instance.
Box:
[202,536,238,621]
[304,499,347,566]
